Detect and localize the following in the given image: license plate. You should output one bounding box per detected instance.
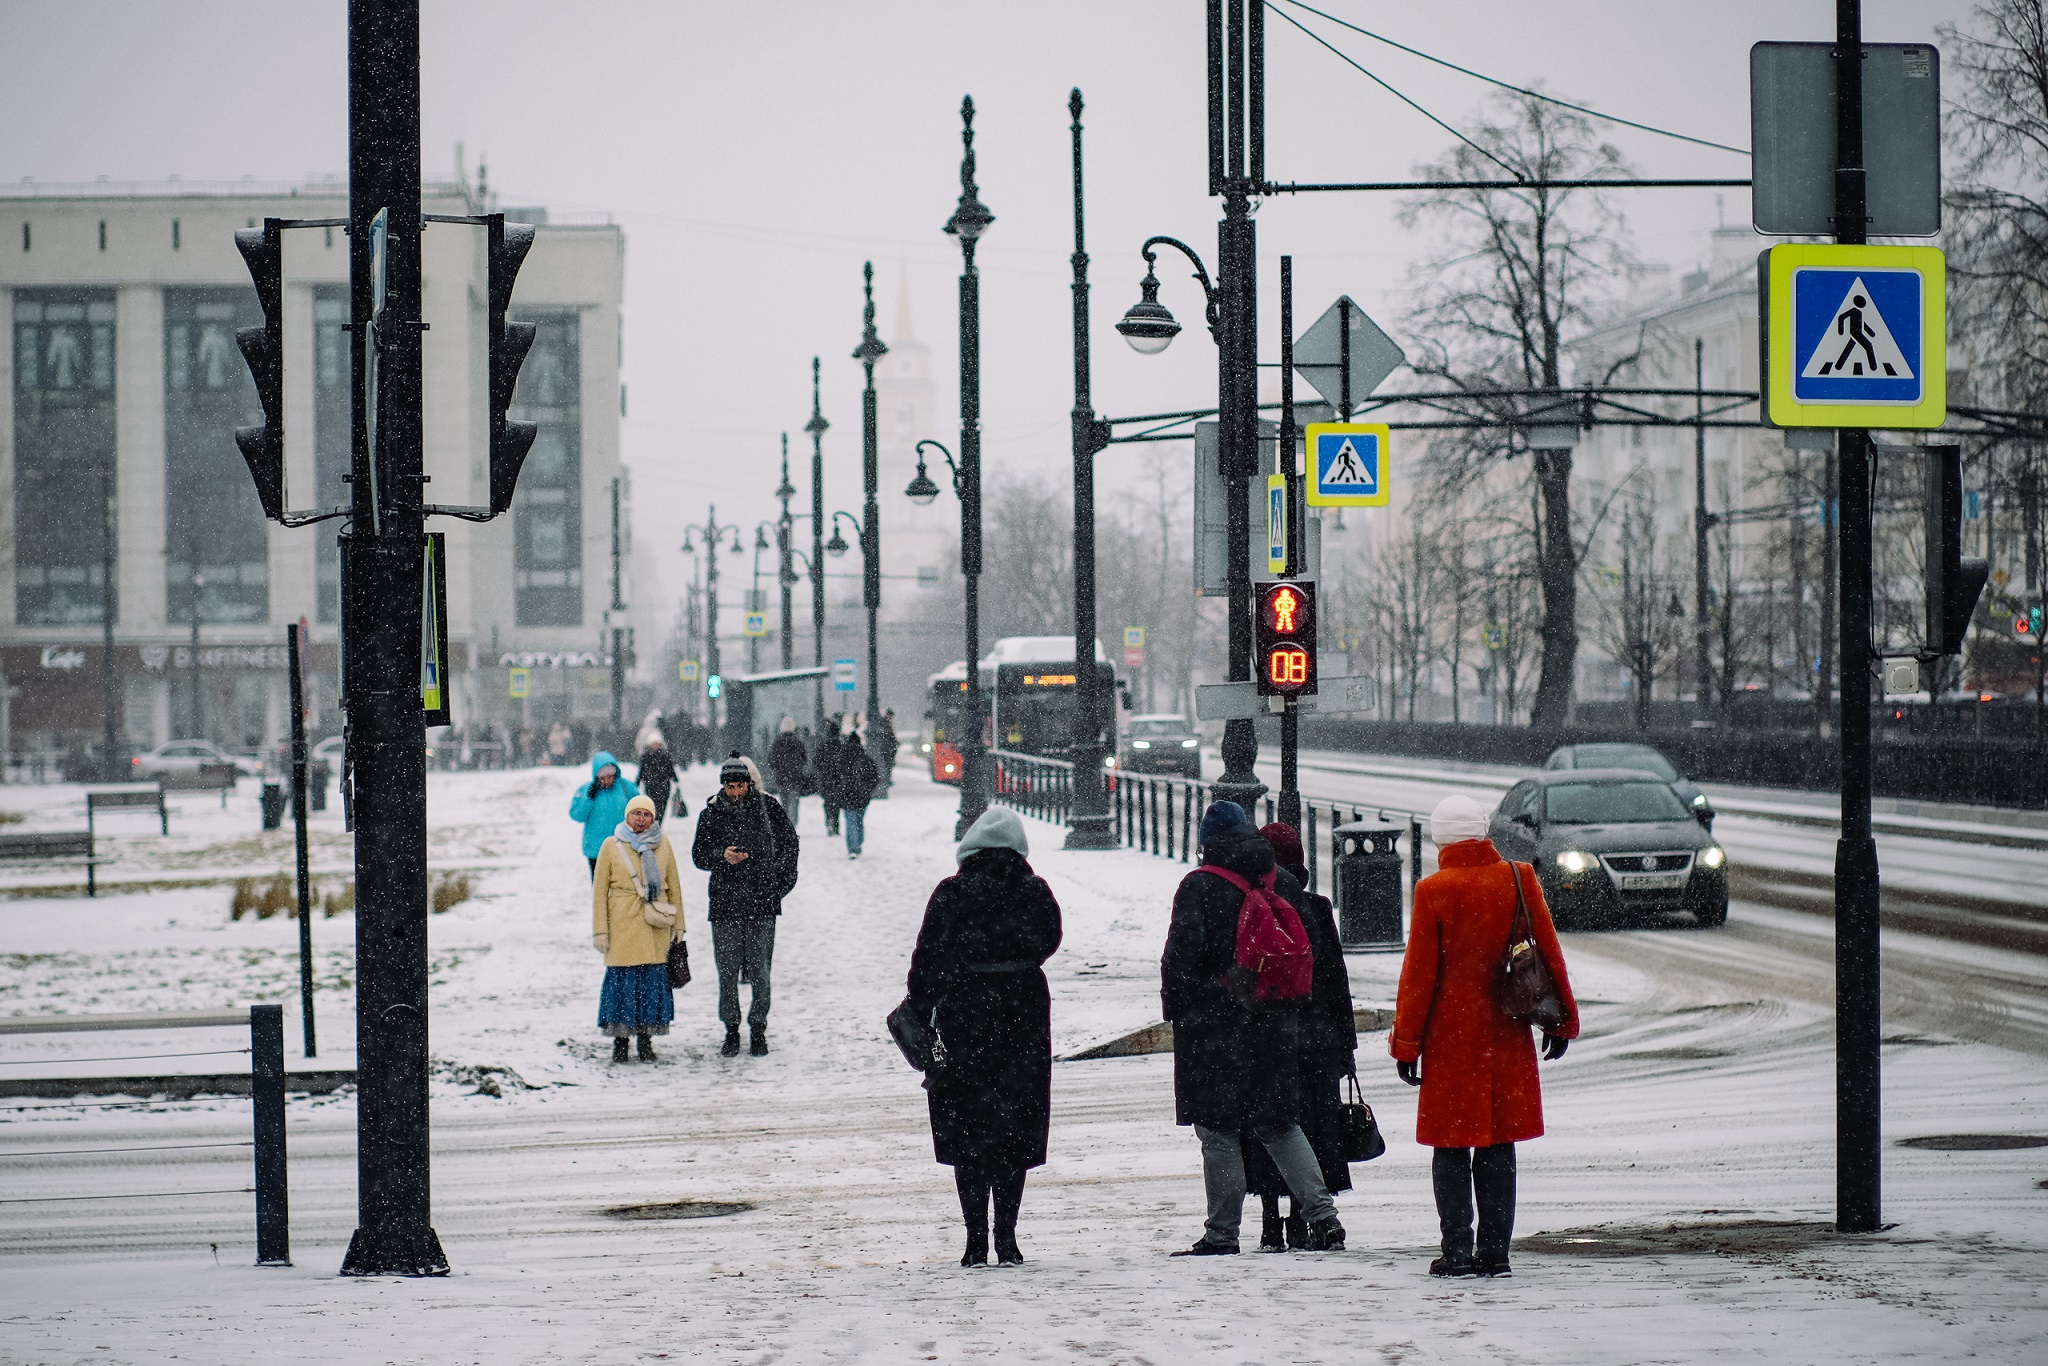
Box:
[1615,871,1688,892]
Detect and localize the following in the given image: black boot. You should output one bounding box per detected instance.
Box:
[720,1027,741,1057]
[1284,1202,1309,1251]
[956,1170,991,1267]
[1259,1199,1286,1253]
[993,1168,1026,1265]
[611,1036,630,1063]
[637,1033,656,1062]
[1306,1214,1346,1252]
[749,1027,769,1056]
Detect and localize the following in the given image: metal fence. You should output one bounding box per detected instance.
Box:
[991,750,1075,827]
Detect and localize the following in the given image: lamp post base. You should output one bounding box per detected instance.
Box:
[1063,814,1118,850]
[339,1223,448,1278]
[1209,717,1267,816]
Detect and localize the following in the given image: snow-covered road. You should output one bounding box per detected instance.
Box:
[1,762,2043,1363]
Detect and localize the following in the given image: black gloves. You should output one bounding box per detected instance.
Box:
[588,779,604,799]
[1541,1034,1569,1061]
[1396,1059,1421,1087]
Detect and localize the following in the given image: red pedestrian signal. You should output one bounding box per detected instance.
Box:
[1256,581,1317,696]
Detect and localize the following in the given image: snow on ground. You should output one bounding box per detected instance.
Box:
[1,761,2044,1364]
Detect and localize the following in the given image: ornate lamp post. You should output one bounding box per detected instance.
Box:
[682,509,743,744]
[775,434,796,672]
[905,436,983,837]
[851,262,889,737]
[805,357,829,736]
[825,507,878,744]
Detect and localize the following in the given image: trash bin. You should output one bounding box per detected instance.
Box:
[1334,819,1405,949]
[308,761,330,813]
[260,782,287,831]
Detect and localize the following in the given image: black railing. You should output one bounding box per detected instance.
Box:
[1110,771,1204,862]
[992,750,1075,826]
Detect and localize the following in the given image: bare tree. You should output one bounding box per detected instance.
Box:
[1592,491,1680,729]
[1400,92,1638,725]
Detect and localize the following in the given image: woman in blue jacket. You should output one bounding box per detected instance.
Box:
[570,750,638,876]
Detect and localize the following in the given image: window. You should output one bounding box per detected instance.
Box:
[13,291,117,625]
[1543,781,1690,825]
[511,310,582,626]
[164,288,268,624]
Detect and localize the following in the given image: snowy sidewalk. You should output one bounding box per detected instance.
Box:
[0,764,2043,1363]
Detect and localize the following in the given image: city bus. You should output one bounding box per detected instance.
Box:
[923,661,969,784]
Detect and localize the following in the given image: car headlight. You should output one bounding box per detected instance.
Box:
[1699,845,1725,869]
[1556,850,1594,874]
[1103,755,1116,768]
[1693,793,1708,807]
[1132,740,1151,749]
[1181,738,1199,748]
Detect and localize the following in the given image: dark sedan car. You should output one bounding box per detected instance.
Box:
[1489,769,1728,929]
[1119,714,1202,778]
[1542,742,1712,822]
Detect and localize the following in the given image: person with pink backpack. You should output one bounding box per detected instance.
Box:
[1161,800,1344,1256]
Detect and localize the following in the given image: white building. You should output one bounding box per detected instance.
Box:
[0,176,627,759]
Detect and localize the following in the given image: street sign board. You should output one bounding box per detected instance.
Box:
[1304,424,1391,507]
[832,657,858,692]
[679,659,699,682]
[743,611,768,637]
[420,533,449,726]
[1123,627,1144,649]
[1293,296,1405,413]
[508,666,530,699]
[1193,420,1278,597]
[1197,672,1373,720]
[1266,473,1290,573]
[1761,243,1945,428]
[1482,624,1506,650]
[1751,42,1940,237]
[1124,646,1144,669]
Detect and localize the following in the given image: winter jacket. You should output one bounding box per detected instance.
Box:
[1392,839,1580,1148]
[591,832,684,967]
[690,785,800,920]
[837,742,881,811]
[1243,868,1359,1196]
[635,745,677,812]
[814,732,844,808]
[908,846,1063,1170]
[568,751,639,859]
[1160,825,1304,1132]
[767,731,809,793]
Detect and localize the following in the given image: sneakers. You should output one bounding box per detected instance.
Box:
[749,1028,769,1056]
[1475,1255,1512,1278]
[1170,1238,1240,1257]
[611,1036,630,1063]
[636,1034,657,1062]
[720,1027,742,1057]
[1305,1215,1346,1252]
[1429,1255,1482,1277]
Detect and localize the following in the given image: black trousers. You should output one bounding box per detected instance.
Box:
[954,1165,1027,1240]
[1432,1143,1517,1262]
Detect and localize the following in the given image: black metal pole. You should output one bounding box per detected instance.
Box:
[251,1002,290,1267]
[610,475,625,730]
[947,95,994,839]
[1277,255,1301,829]
[854,263,888,739]
[1832,0,1882,1235]
[777,435,795,672]
[1695,339,1714,723]
[339,0,442,1278]
[288,624,315,1059]
[1067,88,1116,850]
[188,555,203,739]
[807,357,829,736]
[704,509,725,747]
[100,465,120,780]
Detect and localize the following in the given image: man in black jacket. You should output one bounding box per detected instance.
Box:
[1160,801,1342,1256]
[636,736,678,817]
[692,752,800,1056]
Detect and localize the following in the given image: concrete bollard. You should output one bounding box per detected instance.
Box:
[1334,819,1406,950]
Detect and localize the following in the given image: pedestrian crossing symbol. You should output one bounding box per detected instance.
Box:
[1304,422,1391,507]
[1764,243,1945,429]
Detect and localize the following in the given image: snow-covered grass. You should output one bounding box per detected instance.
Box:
[0,762,2043,1363]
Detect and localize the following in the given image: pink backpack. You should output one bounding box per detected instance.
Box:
[1198,866,1315,1003]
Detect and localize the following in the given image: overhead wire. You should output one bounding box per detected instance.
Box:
[1270,0,1750,157]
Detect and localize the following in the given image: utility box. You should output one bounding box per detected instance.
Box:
[1334,819,1405,950]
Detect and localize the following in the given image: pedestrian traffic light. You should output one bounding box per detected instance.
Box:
[1256,580,1318,697]
[233,218,286,523]
[1924,445,1990,655]
[486,213,539,516]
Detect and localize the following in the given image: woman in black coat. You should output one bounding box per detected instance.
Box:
[1242,821,1359,1251]
[906,807,1063,1266]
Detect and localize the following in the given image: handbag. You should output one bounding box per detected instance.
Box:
[886,995,943,1073]
[1338,1071,1387,1162]
[665,936,691,989]
[1498,861,1568,1031]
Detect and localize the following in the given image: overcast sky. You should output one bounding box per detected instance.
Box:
[0,0,1973,622]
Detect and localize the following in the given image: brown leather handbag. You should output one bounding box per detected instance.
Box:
[1497,862,1568,1031]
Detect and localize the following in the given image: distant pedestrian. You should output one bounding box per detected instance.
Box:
[592,794,683,1062]
[691,752,800,1056]
[1161,800,1343,1256]
[817,721,844,836]
[837,724,880,859]
[1393,795,1579,1279]
[547,721,570,767]
[569,750,638,878]
[908,808,1062,1266]
[768,717,808,825]
[1243,822,1358,1252]
[637,736,679,818]
[874,709,899,797]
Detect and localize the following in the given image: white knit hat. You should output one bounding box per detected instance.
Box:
[1429,794,1492,846]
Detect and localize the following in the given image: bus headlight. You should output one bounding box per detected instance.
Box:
[1132,740,1151,749]
[1181,738,1199,748]
[1699,845,1725,869]
[1556,850,1594,874]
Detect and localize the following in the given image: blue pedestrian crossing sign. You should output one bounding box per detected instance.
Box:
[1764,243,1945,429]
[1304,423,1391,507]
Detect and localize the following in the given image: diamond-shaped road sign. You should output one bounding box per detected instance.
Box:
[1293,296,1405,414]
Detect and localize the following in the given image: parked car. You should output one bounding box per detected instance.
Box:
[1119,714,1202,779]
[1489,769,1728,930]
[311,736,346,766]
[1543,742,1712,822]
[130,740,263,782]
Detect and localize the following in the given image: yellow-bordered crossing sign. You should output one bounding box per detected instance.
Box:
[1761,243,1945,429]
[1304,423,1391,507]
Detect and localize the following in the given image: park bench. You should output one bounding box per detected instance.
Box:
[0,830,112,896]
[161,761,240,807]
[86,782,169,837]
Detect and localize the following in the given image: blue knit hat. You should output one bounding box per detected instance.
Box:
[1199,800,1251,847]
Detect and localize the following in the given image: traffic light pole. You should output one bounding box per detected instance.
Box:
[1832,0,1883,1235]
[339,0,443,1277]
[1276,254,1301,831]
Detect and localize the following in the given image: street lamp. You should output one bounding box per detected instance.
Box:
[749,524,773,674]
[682,510,744,747]
[804,357,829,738]
[1117,232,1265,814]
[775,434,796,671]
[825,511,859,559]
[940,94,993,838]
[851,261,889,743]
[907,436,986,836]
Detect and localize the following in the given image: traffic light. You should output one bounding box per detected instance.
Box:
[486,213,539,516]
[1256,580,1318,696]
[233,218,286,522]
[1924,445,1990,655]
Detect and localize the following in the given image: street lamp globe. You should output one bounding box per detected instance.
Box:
[826,527,850,558]
[904,467,942,507]
[1116,270,1180,355]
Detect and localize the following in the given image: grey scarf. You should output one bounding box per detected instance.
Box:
[613,820,664,901]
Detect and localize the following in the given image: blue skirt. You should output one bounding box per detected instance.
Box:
[598,963,674,1036]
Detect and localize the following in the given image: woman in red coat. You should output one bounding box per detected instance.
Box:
[1391,794,1578,1279]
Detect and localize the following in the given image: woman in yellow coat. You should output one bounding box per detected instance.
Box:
[593,794,685,1062]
